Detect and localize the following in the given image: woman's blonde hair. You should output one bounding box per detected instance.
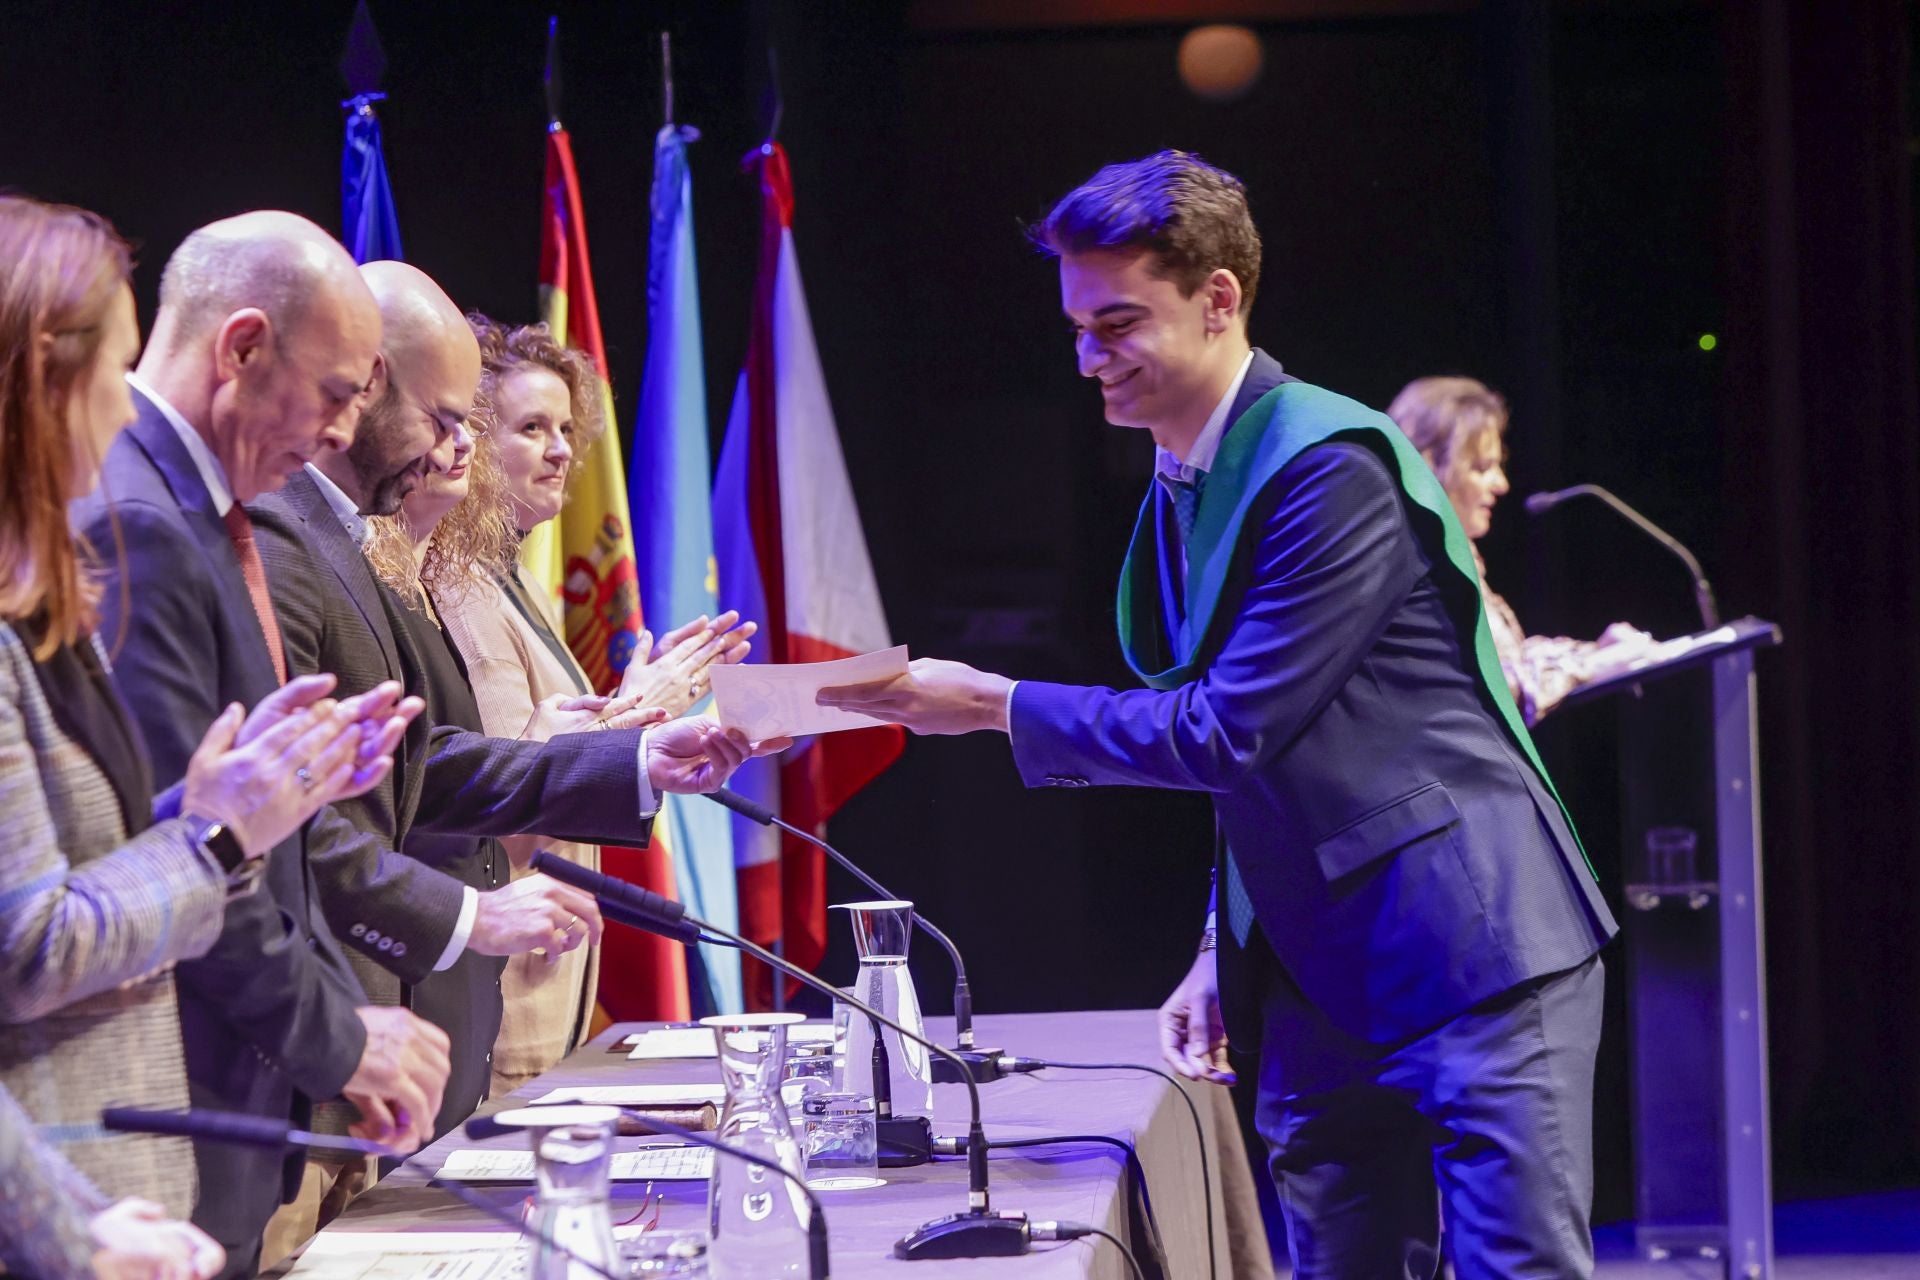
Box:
[1387,375,1509,492]
[363,407,517,610]
[468,313,608,472]
[0,197,134,656]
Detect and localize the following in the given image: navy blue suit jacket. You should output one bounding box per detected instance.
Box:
[74,395,368,1262]
[1010,353,1616,1048]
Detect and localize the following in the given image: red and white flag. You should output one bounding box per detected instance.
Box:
[713,142,904,1004]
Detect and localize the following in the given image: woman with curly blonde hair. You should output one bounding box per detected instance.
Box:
[421,315,752,1091]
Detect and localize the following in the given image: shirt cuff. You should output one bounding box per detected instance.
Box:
[433,886,479,972]
[1004,680,1020,738]
[636,726,660,819]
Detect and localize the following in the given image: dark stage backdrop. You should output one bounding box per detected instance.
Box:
[6,0,1915,1214]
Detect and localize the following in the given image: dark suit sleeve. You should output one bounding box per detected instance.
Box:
[410,726,656,848]
[250,508,472,981]
[88,499,367,1100]
[1009,441,1426,792]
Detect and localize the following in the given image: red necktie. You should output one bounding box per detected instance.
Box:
[223,504,287,684]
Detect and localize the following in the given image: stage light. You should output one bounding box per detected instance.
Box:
[1698,333,1718,351]
[1178,25,1263,103]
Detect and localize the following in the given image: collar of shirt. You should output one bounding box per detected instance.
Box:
[304,462,371,548]
[1153,350,1256,496]
[126,371,235,516]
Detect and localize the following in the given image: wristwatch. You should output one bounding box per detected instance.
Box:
[186,815,263,898]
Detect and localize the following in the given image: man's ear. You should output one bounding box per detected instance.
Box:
[212,309,272,381]
[1202,269,1244,334]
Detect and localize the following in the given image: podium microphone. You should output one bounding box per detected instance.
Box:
[706,788,989,1064]
[100,1107,390,1157]
[462,1108,830,1280]
[1524,484,1720,629]
[530,851,1036,1261]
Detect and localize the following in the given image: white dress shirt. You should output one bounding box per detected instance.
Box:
[126,372,234,517]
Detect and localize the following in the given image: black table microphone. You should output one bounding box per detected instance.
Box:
[463,1107,830,1280]
[1524,483,1720,630]
[529,851,1035,1261]
[706,787,1001,1080]
[101,1107,389,1157]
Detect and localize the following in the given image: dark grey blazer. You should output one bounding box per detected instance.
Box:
[246,468,656,988]
[74,395,368,1272]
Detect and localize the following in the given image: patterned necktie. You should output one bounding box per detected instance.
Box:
[223,504,287,684]
[1170,473,1205,545]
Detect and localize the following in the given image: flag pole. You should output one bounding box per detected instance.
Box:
[544,13,563,130]
[661,32,674,128]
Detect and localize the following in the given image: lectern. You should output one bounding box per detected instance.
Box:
[1561,616,1782,1278]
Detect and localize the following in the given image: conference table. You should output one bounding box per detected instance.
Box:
[281,1009,1276,1279]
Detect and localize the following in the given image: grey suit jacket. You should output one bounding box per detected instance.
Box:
[247,469,656,994]
[0,622,223,1217]
[75,397,369,1268]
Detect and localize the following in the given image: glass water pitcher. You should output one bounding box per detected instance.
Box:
[834,899,935,1116]
[701,1012,812,1279]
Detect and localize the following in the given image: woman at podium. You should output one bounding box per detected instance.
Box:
[1389,375,1653,723]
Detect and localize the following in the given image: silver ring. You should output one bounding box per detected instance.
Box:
[563,915,579,938]
[295,766,315,793]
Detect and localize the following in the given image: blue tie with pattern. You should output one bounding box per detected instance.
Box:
[1170,473,1205,545]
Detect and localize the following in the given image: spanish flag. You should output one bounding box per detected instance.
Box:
[524,117,690,1021]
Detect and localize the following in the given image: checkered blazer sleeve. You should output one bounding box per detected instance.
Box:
[0,625,226,1023]
[0,1079,109,1280]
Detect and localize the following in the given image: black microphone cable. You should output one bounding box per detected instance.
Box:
[1032,1222,1148,1280]
[930,1132,1166,1272]
[999,1059,1217,1280]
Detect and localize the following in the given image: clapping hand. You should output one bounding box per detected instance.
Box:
[615,611,758,718]
[181,676,421,857]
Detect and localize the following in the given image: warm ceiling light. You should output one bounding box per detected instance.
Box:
[1178,24,1264,103]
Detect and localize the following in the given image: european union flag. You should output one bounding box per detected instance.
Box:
[341,92,401,264]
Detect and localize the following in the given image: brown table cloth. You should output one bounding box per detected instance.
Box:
[287,1009,1276,1279]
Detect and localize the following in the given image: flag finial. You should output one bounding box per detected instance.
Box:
[339,0,387,96]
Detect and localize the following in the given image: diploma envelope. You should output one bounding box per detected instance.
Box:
[708,645,908,739]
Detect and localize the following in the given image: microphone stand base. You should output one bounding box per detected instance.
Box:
[893,1210,1031,1260]
[930,1048,1009,1085]
[878,1114,934,1167]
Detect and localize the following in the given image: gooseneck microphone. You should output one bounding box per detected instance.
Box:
[100,1107,390,1157]
[707,788,984,1056]
[529,851,1033,1261]
[1524,484,1720,629]
[463,1108,830,1280]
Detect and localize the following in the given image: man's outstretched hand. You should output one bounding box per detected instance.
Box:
[817,658,1013,736]
[645,715,790,794]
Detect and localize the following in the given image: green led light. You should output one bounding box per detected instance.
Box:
[1698,333,1718,352]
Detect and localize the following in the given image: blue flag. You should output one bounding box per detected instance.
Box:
[341,93,402,264]
[633,122,742,1013]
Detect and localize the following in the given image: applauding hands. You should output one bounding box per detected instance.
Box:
[615,611,756,719]
[181,675,422,856]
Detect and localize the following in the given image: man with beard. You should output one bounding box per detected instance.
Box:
[247,261,764,1253]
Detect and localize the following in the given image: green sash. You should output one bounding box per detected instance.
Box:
[1116,381,1592,875]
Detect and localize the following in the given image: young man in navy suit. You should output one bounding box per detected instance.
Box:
[822,152,1617,1278]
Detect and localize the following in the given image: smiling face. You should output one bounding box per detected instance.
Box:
[343,335,479,518]
[1443,426,1510,540]
[64,282,141,498]
[1059,247,1245,453]
[400,408,475,535]
[490,365,575,532]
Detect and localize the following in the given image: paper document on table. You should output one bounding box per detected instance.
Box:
[625,1024,834,1059]
[438,1145,714,1182]
[532,1082,727,1106]
[707,645,908,739]
[286,1233,523,1280]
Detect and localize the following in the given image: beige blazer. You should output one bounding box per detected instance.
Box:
[437,572,602,1095]
[0,622,225,1216]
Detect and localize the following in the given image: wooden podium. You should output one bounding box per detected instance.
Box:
[1561,616,1783,1278]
